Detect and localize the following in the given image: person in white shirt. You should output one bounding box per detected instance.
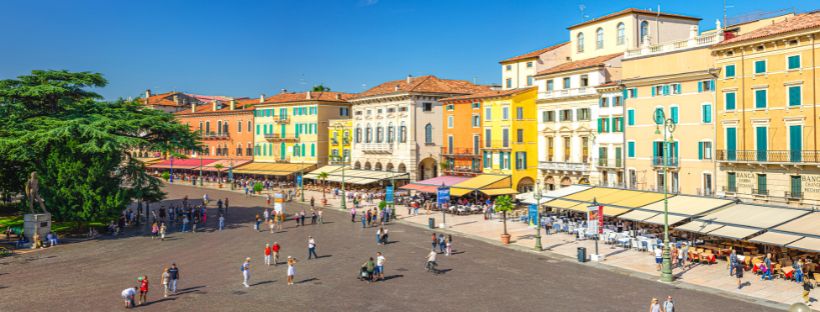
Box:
[654,246,663,271]
[241,257,251,288]
[426,249,437,271]
[307,236,318,259]
[121,286,137,308]
[375,252,386,280]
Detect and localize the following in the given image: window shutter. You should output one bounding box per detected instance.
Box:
[698,142,703,160]
[628,109,634,126]
[671,107,678,124]
[652,141,658,159]
[697,81,703,93]
[710,80,715,91]
[622,89,628,99]
[651,86,656,97]
[597,118,602,133]
[663,85,670,95]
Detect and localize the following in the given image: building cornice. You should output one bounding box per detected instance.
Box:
[621,69,718,87]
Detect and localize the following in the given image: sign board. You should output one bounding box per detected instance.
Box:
[296,174,303,188]
[436,187,450,206]
[274,193,284,213]
[385,186,394,204]
[586,205,602,236]
[528,204,538,226]
[597,205,604,234]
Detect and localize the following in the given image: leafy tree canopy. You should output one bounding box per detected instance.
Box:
[311,84,331,92]
[0,70,199,224]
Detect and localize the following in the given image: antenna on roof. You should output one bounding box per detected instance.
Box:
[578,4,588,21]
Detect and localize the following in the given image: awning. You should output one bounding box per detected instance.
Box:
[232,162,314,176]
[517,185,591,205]
[198,159,251,172]
[136,157,162,165]
[148,158,217,170]
[635,195,733,218]
[787,237,820,253]
[773,212,820,237]
[690,204,810,231]
[401,176,472,194]
[307,169,409,185]
[480,188,518,196]
[707,225,761,240]
[618,210,660,222]
[642,213,689,226]
[449,174,512,197]
[549,187,666,217]
[304,165,344,179]
[544,199,583,209]
[749,232,804,246]
[675,220,724,234]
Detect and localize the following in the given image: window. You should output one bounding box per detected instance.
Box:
[445,104,454,111]
[577,32,584,52]
[654,107,664,125]
[790,175,802,198]
[515,152,527,170]
[787,55,801,70]
[526,61,533,68]
[502,106,509,120]
[398,107,407,112]
[471,102,480,109]
[376,125,383,143]
[447,116,454,128]
[483,151,492,168]
[559,109,572,121]
[472,114,480,127]
[627,109,635,126]
[505,78,512,89]
[596,28,604,49]
[505,64,512,71]
[627,141,635,158]
[754,89,767,109]
[727,172,737,192]
[484,107,491,121]
[484,128,492,147]
[562,77,571,89]
[599,97,608,107]
[698,80,715,92]
[247,121,251,132]
[340,107,350,116]
[423,123,433,144]
[626,88,638,98]
[546,80,554,91]
[640,21,649,43]
[613,96,622,107]
[698,141,712,160]
[597,118,610,133]
[702,104,712,123]
[671,83,681,94]
[612,117,623,132]
[542,110,555,122]
[387,123,395,143]
[422,102,433,112]
[387,108,395,113]
[725,92,736,110]
[616,23,625,45]
[526,75,534,86]
[400,121,407,143]
[757,174,768,195]
[788,85,802,106]
[652,85,664,96]
[516,129,524,143]
[754,60,766,74]
[670,106,679,124]
[365,125,372,143]
[502,128,509,147]
[516,107,523,120]
[355,127,362,143]
[580,75,589,87]
[577,108,590,121]
[237,120,242,132]
[725,65,735,78]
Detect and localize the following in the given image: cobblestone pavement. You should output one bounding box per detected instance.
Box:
[0,184,777,312]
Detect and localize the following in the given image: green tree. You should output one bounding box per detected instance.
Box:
[493,195,514,236]
[0,70,199,228]
[311,84,331,92]
[317,171,329,199]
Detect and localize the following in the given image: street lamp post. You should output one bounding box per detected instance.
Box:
[198,146,204,187]
[440,182,447,228]
[588,198,601,260]
[169,155,174,184]
[533,179,543,251]
[300,159,305,202]
[654,110,676,283]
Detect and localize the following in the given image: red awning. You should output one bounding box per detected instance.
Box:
[400,176,471,193]
[148,158,218,170]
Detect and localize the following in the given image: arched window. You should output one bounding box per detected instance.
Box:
[424,123,433,144]
[387,122,395,143]
[355,126,362,143]
[640,21,649,43]
[246,143,253,156]
[217,121,222,135]
[293,145,300,157]
[577,32,584,52]
[376,123,383,143]
[222,122,228,134]
[366,124,373,143]
[205,121,211,135]
[616,22,625,45]
[400,121,407,143]
[596,28,604,49]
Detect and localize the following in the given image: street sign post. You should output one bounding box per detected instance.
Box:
[437,186,450,228]
[385,186,394,204]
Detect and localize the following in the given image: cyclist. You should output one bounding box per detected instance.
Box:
[425,249,438,272]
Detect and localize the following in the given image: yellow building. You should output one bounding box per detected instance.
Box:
[622,26,723,196]
[327,118,352,163]
[712,12,820,207]
[481,87,538,192]
[253,91,352,165]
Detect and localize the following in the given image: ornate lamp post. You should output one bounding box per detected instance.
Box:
[588,198,601,260]
[300,159,305,202]
[654,109,676,283]
[533,179,543,251]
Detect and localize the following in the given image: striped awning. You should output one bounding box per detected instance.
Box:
[232,162,314,176]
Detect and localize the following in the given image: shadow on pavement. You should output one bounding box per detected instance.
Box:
[251,280,275,286]
[381,274,403,281]
[141,297,176,306]
[298,278,318,284]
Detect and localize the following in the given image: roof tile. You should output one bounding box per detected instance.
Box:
[717,11,820,46]
[536,53,622,76]
[500,42,569,63]
[352,75,490,99]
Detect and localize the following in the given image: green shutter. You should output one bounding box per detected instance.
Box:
[597,118,603,133]
[698,142,703,160]
[632,88,637,98]
[790,125,802,162]
[256,125,260,135]
[622,89,628,99]
[789,86,801,106]
[663,85,670,95]
[756,127,767,161]
[791,176,802,196]
[697,81,703,93]
[652,141,658,160]
[673,142,679,165]
[671,107,678,124]
[728,173,736,191]
[628,142,635,158]
[703,104,712,123]
[651,86,656,97]
[726,128,737,161]
[788,55,800,69]
[311,143,315,157]
[709,80,715,91]
[627,109,634,125]
[726,93,736,110]
[755,89,767,108]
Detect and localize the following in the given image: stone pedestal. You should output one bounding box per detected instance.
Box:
[24,213,51,241]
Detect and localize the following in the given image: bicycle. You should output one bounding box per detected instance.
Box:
[425,261,441,275]
[0,247,13,258]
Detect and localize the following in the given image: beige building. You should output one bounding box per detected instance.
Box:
[499,42,570,90]
[622,24,724,196]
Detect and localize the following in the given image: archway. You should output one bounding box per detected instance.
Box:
[545,176,556,191]
[560,176,572,187]
[398,163,407,173]
[417,157,437,180]
[374,162,383,171]
[354,161,361,170]
[386,163,394,172]
[517,177,535,193]
[364,161,372,170]
[578,177,590,185]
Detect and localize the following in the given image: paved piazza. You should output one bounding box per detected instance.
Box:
[0,184,776,312]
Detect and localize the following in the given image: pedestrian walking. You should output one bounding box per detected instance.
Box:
[654,246,663,271]
[266,193,271,206]
[272,242,281,265]
[438,234,446,253]
[255,213,262,232]
[287,256,297,285]
[446,235,452,256]
[361,211,367,228]
[202,193,209,206]
[350,207,357,222]
[662,295,674,312]
[761,253,773,281]
[264,243,272,266]
[121,286,137,308]
[182,215,189,232]
[431,233,437,250]
[161,267,170,298]
[729,249,738,276]
[649,298,661,312]
[803,277,814,306]
[317,209,323,224]
[168,263,180,294]
[218,214,225,231]
[268,218,275,233]
[311,210,317,224]
[375,252,386,281]
[264,209,270,222]
[138,275,149,306]
[241,257,251,288]
[307,236,318,259]
[159,222,167,241]
[735,255,744,289]
[310,197,315,209]
[299,210,306,226]
[224,198,229,216]
[151,222,159,239]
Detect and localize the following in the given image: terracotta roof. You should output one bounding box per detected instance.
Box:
[441,87,536,102]
[144,92,184,107]
[536,53,622,76]
[259,91,354,105]
[173,100,255,116]
[500,42,569,63]
[568,8,700,30]
[596,81,619,87]
[716,11,820,46]
[352,75,490,99]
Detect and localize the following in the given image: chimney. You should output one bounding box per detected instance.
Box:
[281,88,288,94]
[394,85,400,91]
[689,25,698,39]
[145,89,151,98]
[173,94,179,104]
[191,103,196,113]
[212,100,218,111]
[406,75,413,83]
[229,99,236,111]
[259,93,266,103]
[306,91,312,100]
[335,93,342,100]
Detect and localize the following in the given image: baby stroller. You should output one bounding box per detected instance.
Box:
[358,266,372,281]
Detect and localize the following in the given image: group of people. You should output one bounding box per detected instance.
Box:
[122,263,180,309]
[243,236,315,288]
[359,252,387,282]
[350,206,392,228]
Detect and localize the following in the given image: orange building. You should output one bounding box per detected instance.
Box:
[439,92,486,176]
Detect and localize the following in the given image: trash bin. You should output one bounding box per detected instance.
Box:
[577,247,587,263]
[428,218,435,229]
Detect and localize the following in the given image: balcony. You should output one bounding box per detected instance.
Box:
[624,32,723,59]
[651,156,679,167]
[596,158,623,168]
[360,143,393,154]
[442,166,482,177]
[785,191,803,200]
[275,157,291,163]
[202,132,229,140]
[274,116,290,124]
[441,147,481,158]
[716,150,820,165]
[539,161,591,173]
[722,186,737,194]
[263,133,299,143]
[538,87,596,100]
[483,141,513,151]
[752,188,769,196]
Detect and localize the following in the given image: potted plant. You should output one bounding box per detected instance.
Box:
[161,172,170,181]
[214,164,224,188]
[494,195,514,244]
[253,182,264,194]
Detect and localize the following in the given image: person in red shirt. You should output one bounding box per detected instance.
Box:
[138,275,149,306]
[264,243,272,266]
[272,242,281,266]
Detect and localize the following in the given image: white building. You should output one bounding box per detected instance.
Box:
[594,83,625,187]
[499,42,570,90]
[349,75,488,181]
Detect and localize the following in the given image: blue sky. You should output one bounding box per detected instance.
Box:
[0,0,812,99]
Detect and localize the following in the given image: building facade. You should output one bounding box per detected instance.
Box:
[713,12,820,207]
[594,82,625,188]
[480,88,539,192]
[439,95,484,176]
[327,119,352,163]
[253,91,352,165]
[349,75,489,181]
[500,42,571,90]
[173,99,256,161]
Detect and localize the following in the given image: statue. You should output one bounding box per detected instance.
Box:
[25,172,49,214]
